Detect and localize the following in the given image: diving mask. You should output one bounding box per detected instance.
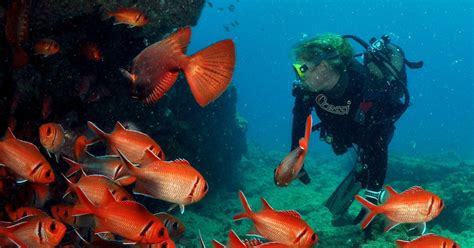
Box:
[293,63,308,80]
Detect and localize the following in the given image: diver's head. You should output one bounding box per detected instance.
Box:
[292,34,353,92]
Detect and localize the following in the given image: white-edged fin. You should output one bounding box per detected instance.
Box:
[167,204,178,212]
[179,204,185,214]
[15,177,27,184]
[384,219,400,232]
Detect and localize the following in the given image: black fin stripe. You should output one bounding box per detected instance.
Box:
[140,221,154,236]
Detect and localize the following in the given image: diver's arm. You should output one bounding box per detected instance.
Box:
[291,84,313,150]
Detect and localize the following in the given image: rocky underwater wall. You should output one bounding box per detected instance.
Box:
[0,0,247,190]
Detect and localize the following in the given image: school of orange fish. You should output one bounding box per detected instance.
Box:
[2,1,461,247]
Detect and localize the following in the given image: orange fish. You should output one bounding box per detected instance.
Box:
[212,230,293,248]
[233,191,318,248]
[63,154,133,185]
[5,203,47,221]
[0,215,67,247]
[119,149,208,213]
[120,26,236,107]
[155,212,186,239]
[63,172,134,206]
[87,121,165,163]
[71,183,170,244]
[274,114,312,186]
[396,233,459,248]
[39,123,65,159]
[50,204,94,228]
[105,8,149,27]
[33,38,60,57]
[80,42,103,61]
[355,185,444,232]
[73,135,93,161]
[5,0,29,67]
[0,128,55,184]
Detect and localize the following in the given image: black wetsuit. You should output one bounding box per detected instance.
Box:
[291,59,404,192]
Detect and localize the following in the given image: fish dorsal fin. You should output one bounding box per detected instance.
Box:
[404,186,424,194]
[279,210,302,219]
[260,197,273,211]
[114,121,127,132]
[385,185,398,197]
[141,148,161,164]
[163,26,191,55]
[3,128,16,140]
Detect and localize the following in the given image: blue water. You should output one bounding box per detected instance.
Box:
[189,0,473,160]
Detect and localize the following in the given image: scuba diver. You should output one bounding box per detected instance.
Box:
[289,33,423,231]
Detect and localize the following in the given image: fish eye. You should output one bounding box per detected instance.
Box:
[439,201,444,208]
[50,222,56,231]
[311,233,316,241]
[22,211,27,217]
[64,210,69,217]
[158,227,165,237]
[46,127,52,136]
[45,170,52,178]
[172,222,178,230]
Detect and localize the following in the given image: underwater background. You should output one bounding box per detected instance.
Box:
[0,0,472,247]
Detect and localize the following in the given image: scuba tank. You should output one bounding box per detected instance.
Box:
[343,34,424,123]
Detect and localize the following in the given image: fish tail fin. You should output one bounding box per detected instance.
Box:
[395,240,409,248]
[12,45,29,68]
[299,114,313,150]
[184,39,236,107]
[233,191,253,220]
[354,195,379,229]
[86,121,108,140]
[116,149,138,174]
[62,156,83,178]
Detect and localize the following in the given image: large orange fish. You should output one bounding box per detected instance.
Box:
[0,215,67,247]
[33,38,60,57]
[212,229,293,248]
[0,128,55,184]
[87,121,165,163]
[63,153,133,185]
[119,150,209,213]
[63,172,133,206]
[119,149,208,214]
[233,191,318,248]
[5,0,29,67]
[396,233,459,248]
[120,26,236,107]
[274,114,312,186]
[355,185,444,232]
[71,183,171,244]
[105,8,149,27]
